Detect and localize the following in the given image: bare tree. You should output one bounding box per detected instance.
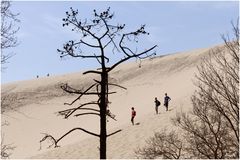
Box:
[135,130,183,159]
[40,7,157,159]
[1,121,15,159]
[136,20,239,159]
[180,20,239,158]
[1,134,15,159]
[1,0,20,68]
[173,110,236,158]
[1,95,15,158]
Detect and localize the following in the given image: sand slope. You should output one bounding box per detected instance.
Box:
[1,46,215,158]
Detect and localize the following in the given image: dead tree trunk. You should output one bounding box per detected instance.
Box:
[40,7,157,159]
[100,45,107,159]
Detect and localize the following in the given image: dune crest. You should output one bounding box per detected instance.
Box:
[2,45,219,158]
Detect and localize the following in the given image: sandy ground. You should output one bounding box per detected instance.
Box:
[1,46,214,158]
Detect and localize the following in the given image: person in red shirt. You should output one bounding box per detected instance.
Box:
[131,107,136,125]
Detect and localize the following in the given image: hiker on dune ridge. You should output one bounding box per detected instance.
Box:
[154,97,161,114]
[131,107,136,125]
[164,93,171,111]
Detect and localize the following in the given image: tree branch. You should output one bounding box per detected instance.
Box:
[78,39,100,48]
[61,83,100,95]
[83,70,102,75]
[40,128,100,148]
[63,83,97,106]
[75,112,100,117]
[108,45,157,72]
[58,102,99,118]
[108,83,127,90]
[107,129,122,137]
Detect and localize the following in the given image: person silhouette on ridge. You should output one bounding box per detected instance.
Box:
[164,93,171,111]
[154,97,161,114]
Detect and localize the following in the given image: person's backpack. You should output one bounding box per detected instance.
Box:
[156,100,161,106]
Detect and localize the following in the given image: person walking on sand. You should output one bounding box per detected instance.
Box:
[154,97,161,114]
[164,93,171,111]
[131,107,136,125]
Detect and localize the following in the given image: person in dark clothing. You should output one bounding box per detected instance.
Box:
[154,97,161,114]
[164,93,171,111]
[131,107,136,125]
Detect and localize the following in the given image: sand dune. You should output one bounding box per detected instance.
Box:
[1,45,216,158]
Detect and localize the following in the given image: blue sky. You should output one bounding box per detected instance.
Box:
[1,1,239,84]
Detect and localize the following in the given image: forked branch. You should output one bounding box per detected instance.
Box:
[40,128,100,149]
[108,45,157,72]
[63,83,97,106]
[58,102,99,118]
[61,83,100,95]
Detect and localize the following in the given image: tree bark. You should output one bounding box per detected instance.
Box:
[100,72,107,159]
[100,43,107,159]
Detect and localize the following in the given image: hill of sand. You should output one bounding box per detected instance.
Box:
[1,45,218,158]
